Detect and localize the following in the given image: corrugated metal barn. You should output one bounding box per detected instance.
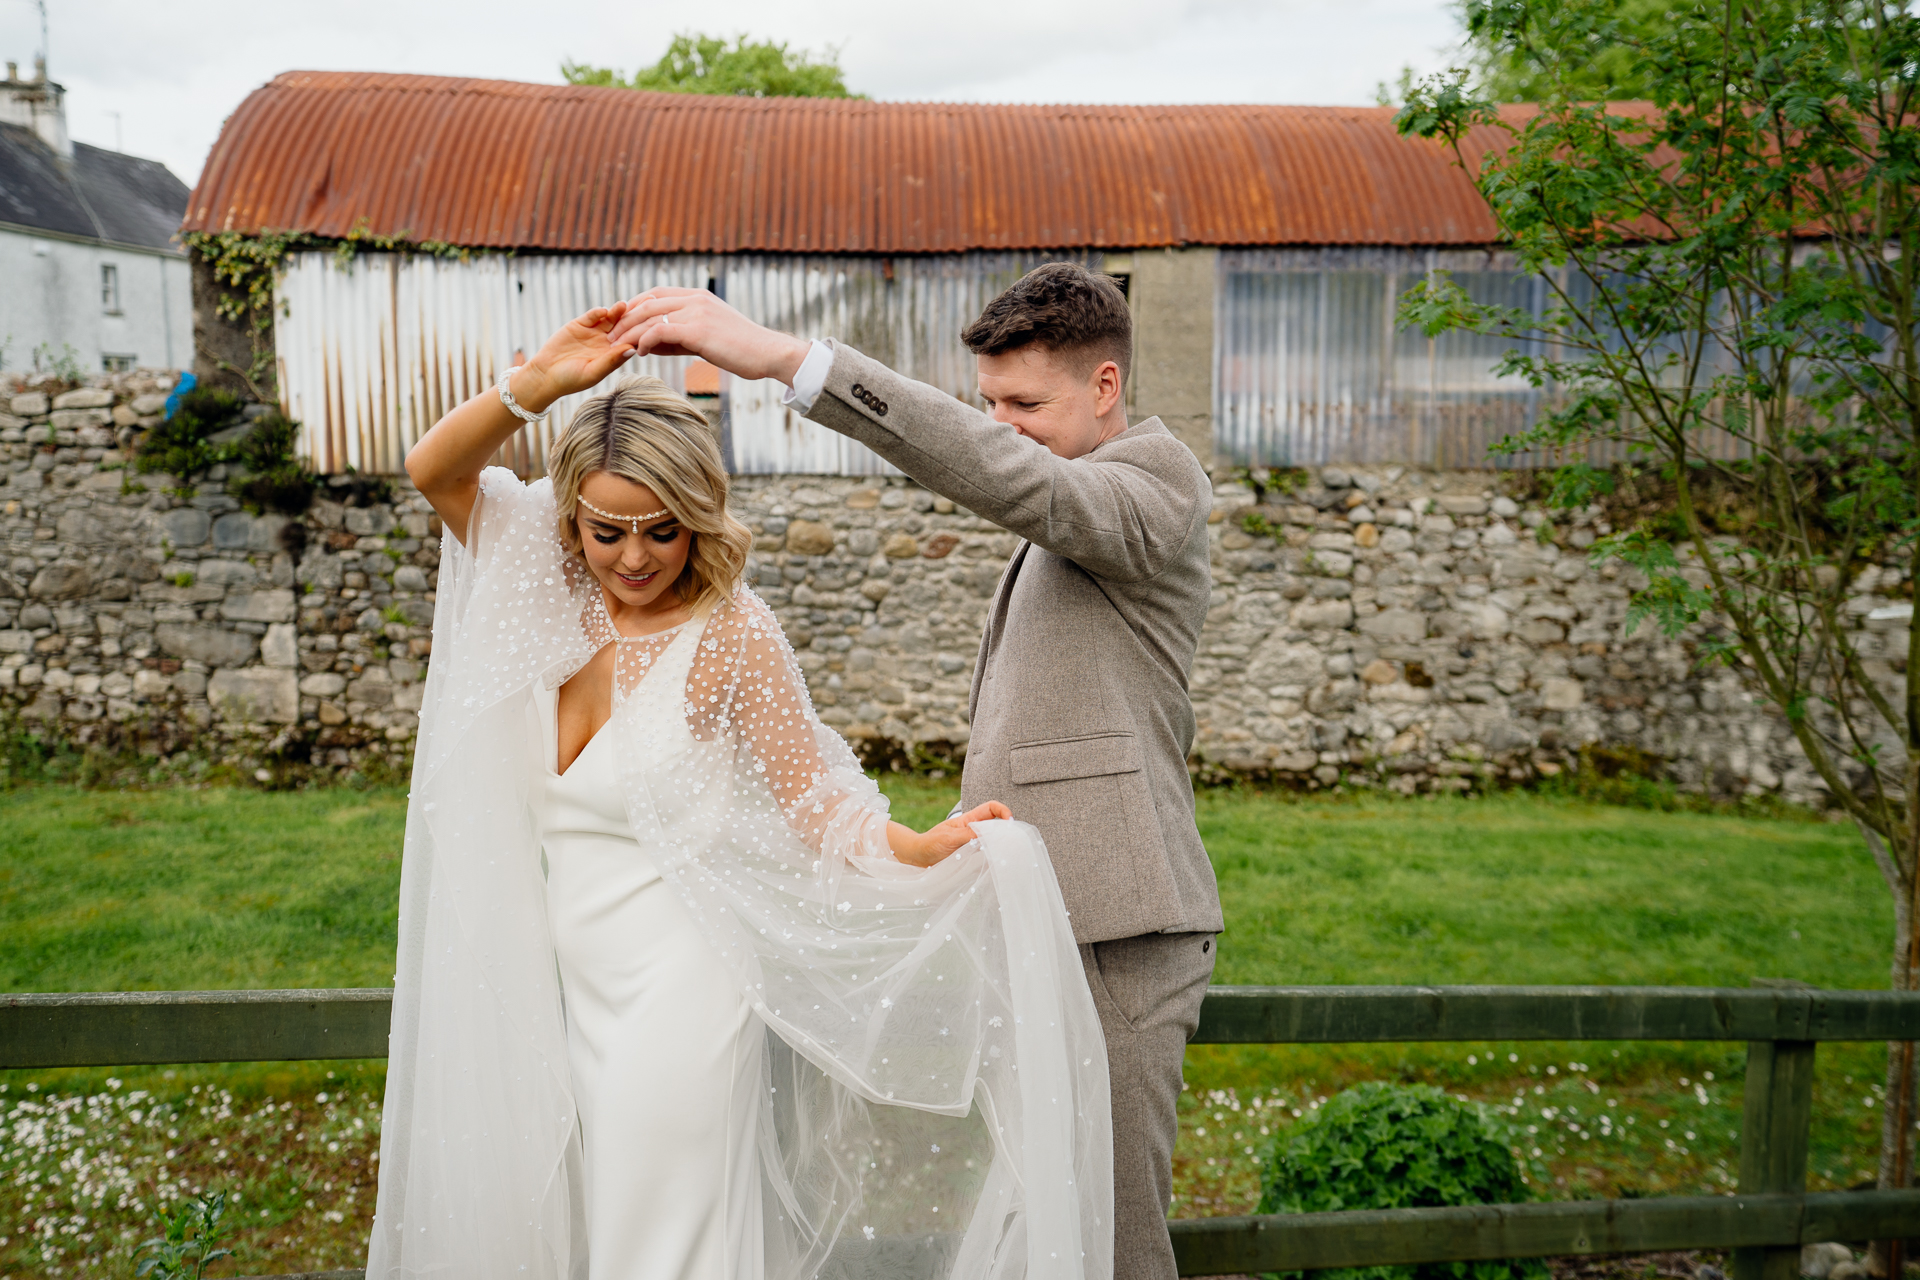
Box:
[184,71,1552,476]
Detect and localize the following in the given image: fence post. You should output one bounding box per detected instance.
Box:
[1734,985,1817,1280]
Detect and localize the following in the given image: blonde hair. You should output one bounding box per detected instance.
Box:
[549,376,753,615]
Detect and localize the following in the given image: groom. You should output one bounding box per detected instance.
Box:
[615,263,1221,1280]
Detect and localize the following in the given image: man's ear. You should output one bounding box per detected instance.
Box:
[1091,360,1125,417]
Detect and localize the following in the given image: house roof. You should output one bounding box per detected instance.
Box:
[183,70,1518,254]
[0,124,190,252]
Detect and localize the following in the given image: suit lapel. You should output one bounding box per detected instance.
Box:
[967,540,1031,723]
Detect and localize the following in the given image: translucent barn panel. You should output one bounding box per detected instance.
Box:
[1215,248,1752,470]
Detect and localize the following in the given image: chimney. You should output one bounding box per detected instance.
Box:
[0,55,69,158]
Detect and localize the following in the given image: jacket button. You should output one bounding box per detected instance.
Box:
[876,401,887,415]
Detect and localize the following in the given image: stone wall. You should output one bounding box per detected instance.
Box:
[1116,246,1219,462]
[0,373,437,778]
[728,471,1910,804]
[1190,471,1910,800]
[4,372,1911,800]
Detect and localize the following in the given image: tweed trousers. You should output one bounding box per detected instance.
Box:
[1078,931,1218,1280]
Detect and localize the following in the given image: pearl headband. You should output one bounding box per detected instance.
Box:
[577,495,670,532]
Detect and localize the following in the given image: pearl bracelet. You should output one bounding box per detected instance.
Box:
[497,366,544,423]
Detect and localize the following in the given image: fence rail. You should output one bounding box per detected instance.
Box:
[6,985,1918,1279]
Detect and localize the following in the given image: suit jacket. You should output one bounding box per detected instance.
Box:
[803,341,1223,944]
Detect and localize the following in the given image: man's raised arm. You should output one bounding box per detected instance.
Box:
[801,341,1201,584]
[613,290,1207,584]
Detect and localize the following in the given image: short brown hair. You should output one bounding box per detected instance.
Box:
[550,376,753,616]
[961,262,1132,382]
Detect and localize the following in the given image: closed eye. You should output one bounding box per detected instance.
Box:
[586,520,681,546]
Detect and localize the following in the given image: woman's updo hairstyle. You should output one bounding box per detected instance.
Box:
[547,376,753,615]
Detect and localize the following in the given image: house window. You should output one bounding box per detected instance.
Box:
[101,353,135,372]
[101,263,121,314]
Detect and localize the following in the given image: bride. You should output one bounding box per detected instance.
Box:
[366,303,1112,1280]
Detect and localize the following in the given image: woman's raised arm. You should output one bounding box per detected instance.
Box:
[405,304,639,546]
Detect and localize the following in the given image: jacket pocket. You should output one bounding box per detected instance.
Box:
[1009,732,1142,785]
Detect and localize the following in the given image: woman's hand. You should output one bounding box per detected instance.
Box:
[510,303,642,415]
[888,802,1013,869]
[405,304,643,546]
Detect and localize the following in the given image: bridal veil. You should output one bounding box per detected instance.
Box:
[366,468,1113,1280]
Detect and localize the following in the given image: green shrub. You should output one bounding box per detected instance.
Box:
[227,409,317,514]
[134,390,316,513]
[1547,744,1686,811]
[134,387,247,483]
[1258,1082,1546,1280]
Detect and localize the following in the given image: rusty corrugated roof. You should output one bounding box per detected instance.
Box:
[184,71,1514,252]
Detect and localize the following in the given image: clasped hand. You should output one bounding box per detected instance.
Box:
[890,802,1013,868]
[608,287,813,386]
[515,290,814,410]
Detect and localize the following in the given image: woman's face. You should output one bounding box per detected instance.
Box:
[574,471,693,617]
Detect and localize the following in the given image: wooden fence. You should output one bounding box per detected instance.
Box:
[6,984,1919,1280]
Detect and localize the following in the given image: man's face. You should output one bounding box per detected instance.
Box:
[976,344,1123,460]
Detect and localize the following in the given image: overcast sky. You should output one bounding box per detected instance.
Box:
[0,0,1467,186]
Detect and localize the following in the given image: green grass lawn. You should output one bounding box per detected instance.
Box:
[1196,788,1877,989]
[0,786,406,993]
[0,780,1897,1277]
[3,780,1879,994]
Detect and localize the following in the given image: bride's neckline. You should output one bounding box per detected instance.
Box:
[593,587,698,645]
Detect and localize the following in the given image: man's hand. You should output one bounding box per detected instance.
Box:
[612,287,811,386]
[890,801,1013,868]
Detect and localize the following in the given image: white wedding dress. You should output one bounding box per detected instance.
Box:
[367,467,1112,1280]
[532,650,765,1279]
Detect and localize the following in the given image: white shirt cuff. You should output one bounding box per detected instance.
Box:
[780,340,832,414]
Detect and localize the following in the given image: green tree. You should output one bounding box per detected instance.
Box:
[1459,0,1682,100]
[562,33,861,99]
[1396,1,1919,1260]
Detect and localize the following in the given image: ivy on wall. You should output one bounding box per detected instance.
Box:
[182,223,477,400]
[173,222,477,512]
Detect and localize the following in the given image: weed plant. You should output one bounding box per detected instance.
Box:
[134,1189,233,1280]
[131,389,246,487]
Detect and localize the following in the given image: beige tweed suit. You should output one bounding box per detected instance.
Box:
[803,340,1224,1280]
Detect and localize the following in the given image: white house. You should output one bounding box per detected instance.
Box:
[0,58,191,377]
